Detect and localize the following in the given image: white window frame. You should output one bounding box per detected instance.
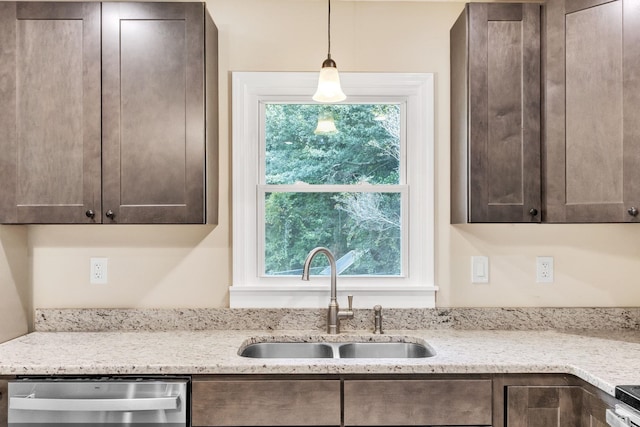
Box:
[230,72,436,308]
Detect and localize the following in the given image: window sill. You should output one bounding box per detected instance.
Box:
[229,284,438,308]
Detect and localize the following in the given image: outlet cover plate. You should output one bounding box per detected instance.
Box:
[90,257,108,285]
[536,256,554,283]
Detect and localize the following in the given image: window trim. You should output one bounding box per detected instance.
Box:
[230,72,437,308]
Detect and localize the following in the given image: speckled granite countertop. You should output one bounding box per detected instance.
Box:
[1,329,639,396]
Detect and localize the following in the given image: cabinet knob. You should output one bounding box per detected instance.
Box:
[628,207,639,217]
[529,208,539,217]
[105,210,115,219]
[85,210,95,219]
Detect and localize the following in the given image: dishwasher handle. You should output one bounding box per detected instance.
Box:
[607,405,640,427]
[9,395,180,412]
[607,409,631,427]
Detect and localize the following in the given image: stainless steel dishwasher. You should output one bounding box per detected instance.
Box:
[607,386,640,427]
[8,377,188,426]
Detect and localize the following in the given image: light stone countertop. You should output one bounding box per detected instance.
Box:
[1,329,640,396]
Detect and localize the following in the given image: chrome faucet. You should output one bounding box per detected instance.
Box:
[301,247,354,334]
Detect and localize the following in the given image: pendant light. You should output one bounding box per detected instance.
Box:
[312,0,346,103]
[314,110,338,135]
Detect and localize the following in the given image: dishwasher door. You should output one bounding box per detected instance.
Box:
[8,378,188,426]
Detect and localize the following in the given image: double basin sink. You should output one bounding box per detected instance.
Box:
[239,340,435,359]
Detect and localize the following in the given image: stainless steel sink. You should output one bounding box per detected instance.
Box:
[239,340,435,359]
[239,342,334,358]
[338,342,434,358]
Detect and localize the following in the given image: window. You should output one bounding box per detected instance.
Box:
[263,103,405,277]
[230,72,436,308]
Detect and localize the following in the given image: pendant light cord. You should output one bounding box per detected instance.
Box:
[327,0,332,59]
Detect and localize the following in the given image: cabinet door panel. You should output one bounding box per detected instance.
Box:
[565,1,623,207]
[451,3,541,223]
[0,378,7,426]
[120,20,187,207]
[506,386,581,427]
[191,379,341,426]
[487,19,523,206]
[581,388,611,427]
[102,2,205,224]
[622,0,640,206]
[17,20,84,205]
[0,2,101,224]
[546,0,640,222]
[343,379,492,426]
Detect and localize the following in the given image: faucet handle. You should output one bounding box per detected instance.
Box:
[337,295,354,323]
[339,295,354,318]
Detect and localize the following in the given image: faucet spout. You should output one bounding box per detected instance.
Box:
[302,247,337,299]
[301,247,354,334]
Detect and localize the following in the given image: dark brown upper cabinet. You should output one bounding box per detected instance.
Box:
[450,3,542,223]
[0,2,218,224]
[545,0,640,222]
[0,2,102,224]
[102,2,217,224]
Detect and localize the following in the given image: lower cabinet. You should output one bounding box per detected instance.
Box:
[191,377,341,426]
[506,386,583,427]
[191,374,615,427]
[0,378,7,427]
[581,387,611,427]
[343,379,492,426]
[498,376,615,427]
[191,376,492,427]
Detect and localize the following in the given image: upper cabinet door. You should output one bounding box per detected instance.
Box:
[545,0,640,222]
[0,2,101,224]
[450,3,542,223]
[101,2,206,224]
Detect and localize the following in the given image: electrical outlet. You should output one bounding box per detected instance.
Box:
[536,256,553,283]
[90,257,108,285]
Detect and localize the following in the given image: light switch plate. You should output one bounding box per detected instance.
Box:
[471,256,489,284]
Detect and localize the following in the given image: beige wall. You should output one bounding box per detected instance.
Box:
[30,225,228,308]
[26,0,640,310]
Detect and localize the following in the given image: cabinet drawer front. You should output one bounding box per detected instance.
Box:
[344,379,492,426]
[191,379,341,426]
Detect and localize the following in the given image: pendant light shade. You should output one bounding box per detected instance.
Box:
[313,57,346,103]
[314,110,338,135]
[313,0,346,103]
